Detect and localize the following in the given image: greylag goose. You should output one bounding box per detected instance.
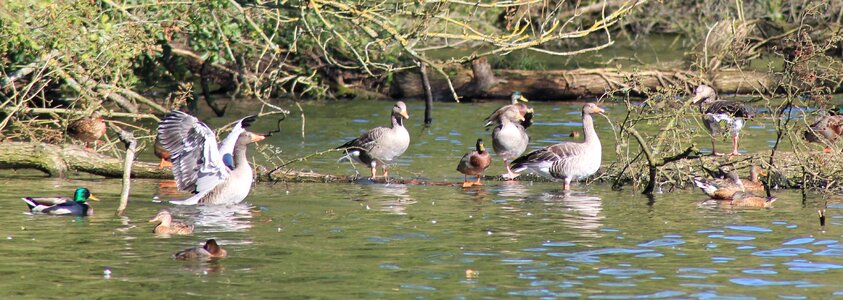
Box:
[149,209,194,235]
[67,111,106,151]
[174,239,227,260]
[484,91,533,129]
[691,85,754,156]
[337,101,410,179]
[804,112,843,153]
[509,103,604,190]
[157,111,265,205]
[219,115,258,169]
[493,108,529,179]
[456,139,492,187]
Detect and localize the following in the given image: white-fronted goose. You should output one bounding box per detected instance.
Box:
[67,111,107,151]
[691,85,754,156]
[337,101,410,179]
[493,108,529,179]
[510,103,604,190]
[456,138,492,187]
[484,91,533,129]
[157,111,265,205]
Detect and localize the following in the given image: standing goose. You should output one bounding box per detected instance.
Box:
[484,91,534,129]
[691,85,754,156]
[804,113,843,153]
[456,139,493,187]
[509,103,604,190]
[337,101,410,179]
[157,111,265,205]
[67,111,107,151]
[493,108,529,179]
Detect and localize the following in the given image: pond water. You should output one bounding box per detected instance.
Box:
[1,100,841,298]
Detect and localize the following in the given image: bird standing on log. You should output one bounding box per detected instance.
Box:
[456,139,492,187]
[67,111,107,151]
[484,91,533,130]
[157,111,265,205]
[510,103,604,190]
[691,85,754,156]
[804,107,843,153]
[337,101,410,179]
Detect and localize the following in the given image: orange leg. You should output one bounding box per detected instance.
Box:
[502,159,520,180]
[474,175,483,186]
[729,136,741,156]
[462,175,473,188]
[370,167,377,179]
[159,158,173,168]
[824,147,833,153]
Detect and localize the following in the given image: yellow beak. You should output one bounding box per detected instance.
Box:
[88,195,100,201]
[400,110,410,119]
[519,95,529,102]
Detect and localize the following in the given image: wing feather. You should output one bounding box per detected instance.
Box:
[338,126,389,151]
[158,111,229,193]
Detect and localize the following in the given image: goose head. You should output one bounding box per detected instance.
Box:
[582,103,605,115]
[393,101,410,119]
[691,85,717,104]
[235,131,265,147]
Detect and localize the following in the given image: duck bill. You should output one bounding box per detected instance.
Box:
[595,107,606,114]
[519,95,529,102]
[690,94,703,104]
[251,134,266,143]
[400,110,410,119]
[88,195,100,201]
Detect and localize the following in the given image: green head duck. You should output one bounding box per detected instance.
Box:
[73,187,99,203]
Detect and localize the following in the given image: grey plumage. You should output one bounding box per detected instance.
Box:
[337,101,410,178]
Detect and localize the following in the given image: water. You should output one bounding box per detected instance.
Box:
[1,100,841,298]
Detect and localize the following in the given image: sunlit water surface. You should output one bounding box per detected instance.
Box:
[1,100,841,298]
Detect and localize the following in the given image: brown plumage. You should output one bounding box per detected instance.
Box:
[67,111,106,151]
[804,115,843,153]
[174,239,227,260]
[740,165,766,193]
[695,172,746,200]
[153,136,172,168]
[713,191,777,208]
[483,91,533,129]
[149,209,193,235]
[457,139,492,187]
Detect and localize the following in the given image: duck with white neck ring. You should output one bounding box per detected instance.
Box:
[509,103,605,191]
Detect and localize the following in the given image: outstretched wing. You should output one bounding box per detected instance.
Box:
[218,115,258,168]
[157,111,229,193]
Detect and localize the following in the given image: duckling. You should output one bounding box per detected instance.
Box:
[67,111,107,151]
[456,139,492,187]
[21,187,100,216]
[174,239,227,260]
[149,209,193,235]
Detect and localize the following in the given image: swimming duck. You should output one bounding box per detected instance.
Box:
[157,111,265,205]
[21,187,100,216]
[493,108,529,179]
[484,91,533,129]
[174,239,227,260]
[804,114,843,153]
[149,209,194,235]
[739,165,767,193]
[510,103,605,190]
[691,85,754,156]
[337,101,410,179]
[694,172,747,200]
[67,111,107,151]
[725,192,777,208]
[456,139,493,187]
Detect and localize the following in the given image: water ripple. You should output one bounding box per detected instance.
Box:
[599,268,656,276]
[730,278,811,286]
[752,248,812,257]
[638,239,685,247]
[725,225,773,233]
[782,237,815,245]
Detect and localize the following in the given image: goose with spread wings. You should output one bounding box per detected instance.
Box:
[157,111,264,205]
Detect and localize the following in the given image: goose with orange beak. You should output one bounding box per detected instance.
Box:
[158,111,265,205]
[338,101,410,179]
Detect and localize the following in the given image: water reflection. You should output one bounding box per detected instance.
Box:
[540,190,604,237]
[365,183,416,215]
[169,203,254,234]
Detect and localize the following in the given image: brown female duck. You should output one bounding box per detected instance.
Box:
[149,209,193,235]
[67,111,106,151]
[174,239,227,260]
[804,114,843,153]
[457,139,492,187]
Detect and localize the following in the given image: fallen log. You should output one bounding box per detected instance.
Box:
[0,142,171,178]
[392,64,786,100]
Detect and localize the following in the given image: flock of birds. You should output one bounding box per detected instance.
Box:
[19,84,843,259]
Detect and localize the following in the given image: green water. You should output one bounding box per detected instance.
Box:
[2,100,842,298]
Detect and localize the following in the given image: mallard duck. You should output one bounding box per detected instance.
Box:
[174,239,227,260]
[337,101,410,179]
[457,139,493,187]
[691,85,754,156]
[153,136,172,168]
[510,103,605,190]
[157,111,265,205]
[484,91,533,129]
[149,209,194,235]
[740,165,767,193]
[493,108,529,179]
[694,172,747,200]
[804,114,843,153]
[67,111,107,151]
[21,187,100,216]
[725,192,777,208]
